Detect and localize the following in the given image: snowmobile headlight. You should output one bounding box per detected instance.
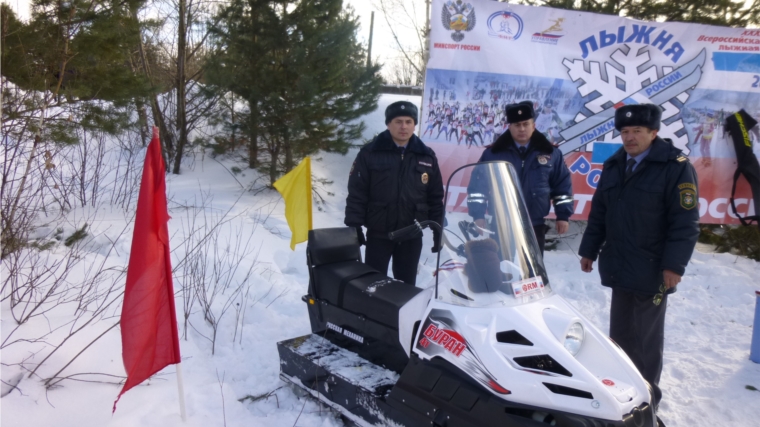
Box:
[564,322,584,356]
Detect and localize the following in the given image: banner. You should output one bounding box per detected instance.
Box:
[423,0,760,224]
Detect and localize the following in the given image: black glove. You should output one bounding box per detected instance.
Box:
[355,226,366,246]
[431,229,442,253]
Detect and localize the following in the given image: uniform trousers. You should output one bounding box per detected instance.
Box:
[609,287,668,409]
[533,224,549,255]
[364,235,423,286]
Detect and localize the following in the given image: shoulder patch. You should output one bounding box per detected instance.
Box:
[679,188,697,210]
[678,183,697,191]
[676,154,689,163]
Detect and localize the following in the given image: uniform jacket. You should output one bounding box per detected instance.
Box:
[344,130,444,238]
[578,137,700,294]
[471,130,574,226]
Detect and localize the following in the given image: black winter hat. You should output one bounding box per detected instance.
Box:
[506,101,535,123]
[614,104,662,131]
[385,101,419,124]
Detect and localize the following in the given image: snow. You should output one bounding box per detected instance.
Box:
[281,335,399,390]
[2,94,760,427]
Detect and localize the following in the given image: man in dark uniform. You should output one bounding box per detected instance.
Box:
[469,101,573,253]
[344,101,444,286]
[578,104,700,417]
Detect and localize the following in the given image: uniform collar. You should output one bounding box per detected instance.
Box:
[626,146,651,164]
[490,129,553,154]
[607,137,673,167]
[373,130,426,153]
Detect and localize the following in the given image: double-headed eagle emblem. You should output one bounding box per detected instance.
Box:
[442,0,476,42]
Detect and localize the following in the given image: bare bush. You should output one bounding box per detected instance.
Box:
[1,81,149,388]
[2,80,145,259]
[173,190,266,354]
[1,209,131,387]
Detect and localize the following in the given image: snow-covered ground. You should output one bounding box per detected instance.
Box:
[2,94,760,427]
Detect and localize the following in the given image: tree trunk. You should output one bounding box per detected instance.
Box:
[173,0,188,174]
[230,94,236,149]
[284,134,293,172]
[248,100,259,168]
[131,5,173,165]
[150,96,173,168]
[127,55,150,147]
[135,99,149,147]
[268,142,279,186]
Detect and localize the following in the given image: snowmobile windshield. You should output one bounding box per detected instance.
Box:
[436,161,552,307]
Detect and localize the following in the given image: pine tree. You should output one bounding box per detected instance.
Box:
[1,0,154,146]
[2,0,153,106]
[205,0,382,185]
[204,0,278,169]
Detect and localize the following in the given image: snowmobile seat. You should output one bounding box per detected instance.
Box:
[308,226,374,305]
[308,227,362,266]
[307,227,423,329]
[312,260,378,306]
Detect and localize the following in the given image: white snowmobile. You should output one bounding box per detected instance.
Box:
[278,161,656,427]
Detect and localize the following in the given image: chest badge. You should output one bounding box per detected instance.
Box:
[421,172,429,184]
[537,155,550,165]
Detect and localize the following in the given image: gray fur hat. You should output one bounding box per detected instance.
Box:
[385,101,419,125]
[614,104,662,131]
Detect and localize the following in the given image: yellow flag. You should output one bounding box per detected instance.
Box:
[273,157,313,250]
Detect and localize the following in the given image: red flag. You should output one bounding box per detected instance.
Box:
[114,127,181,412]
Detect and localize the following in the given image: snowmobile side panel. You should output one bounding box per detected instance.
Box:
[341,272,423,330]
[387,354,656,427]
[412,300,655,424]
[306,297,411,373]
[398,287,434,355]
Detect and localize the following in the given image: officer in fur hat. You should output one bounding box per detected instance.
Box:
[344,101,444,286]
[468,100,574,254]
[578,103,700,417]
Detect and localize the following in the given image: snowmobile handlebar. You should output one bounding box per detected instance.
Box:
[388,220,441,242]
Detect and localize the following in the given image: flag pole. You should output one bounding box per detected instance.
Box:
[176,363,187,422]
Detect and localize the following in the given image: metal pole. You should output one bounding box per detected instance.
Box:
[425,0,431,65]
[751,291,760,363]
[419,0,432,136]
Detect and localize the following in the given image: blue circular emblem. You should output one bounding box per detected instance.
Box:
[487,11,523,40]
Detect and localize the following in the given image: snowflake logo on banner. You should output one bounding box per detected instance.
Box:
[442,0,476,42]
[558,46,707,156]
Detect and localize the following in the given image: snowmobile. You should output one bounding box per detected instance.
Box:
[278,161,656,427]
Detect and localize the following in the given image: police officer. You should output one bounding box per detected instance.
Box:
[578,104,700,414]
[469,101,573,253]
[344,101,444,286]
